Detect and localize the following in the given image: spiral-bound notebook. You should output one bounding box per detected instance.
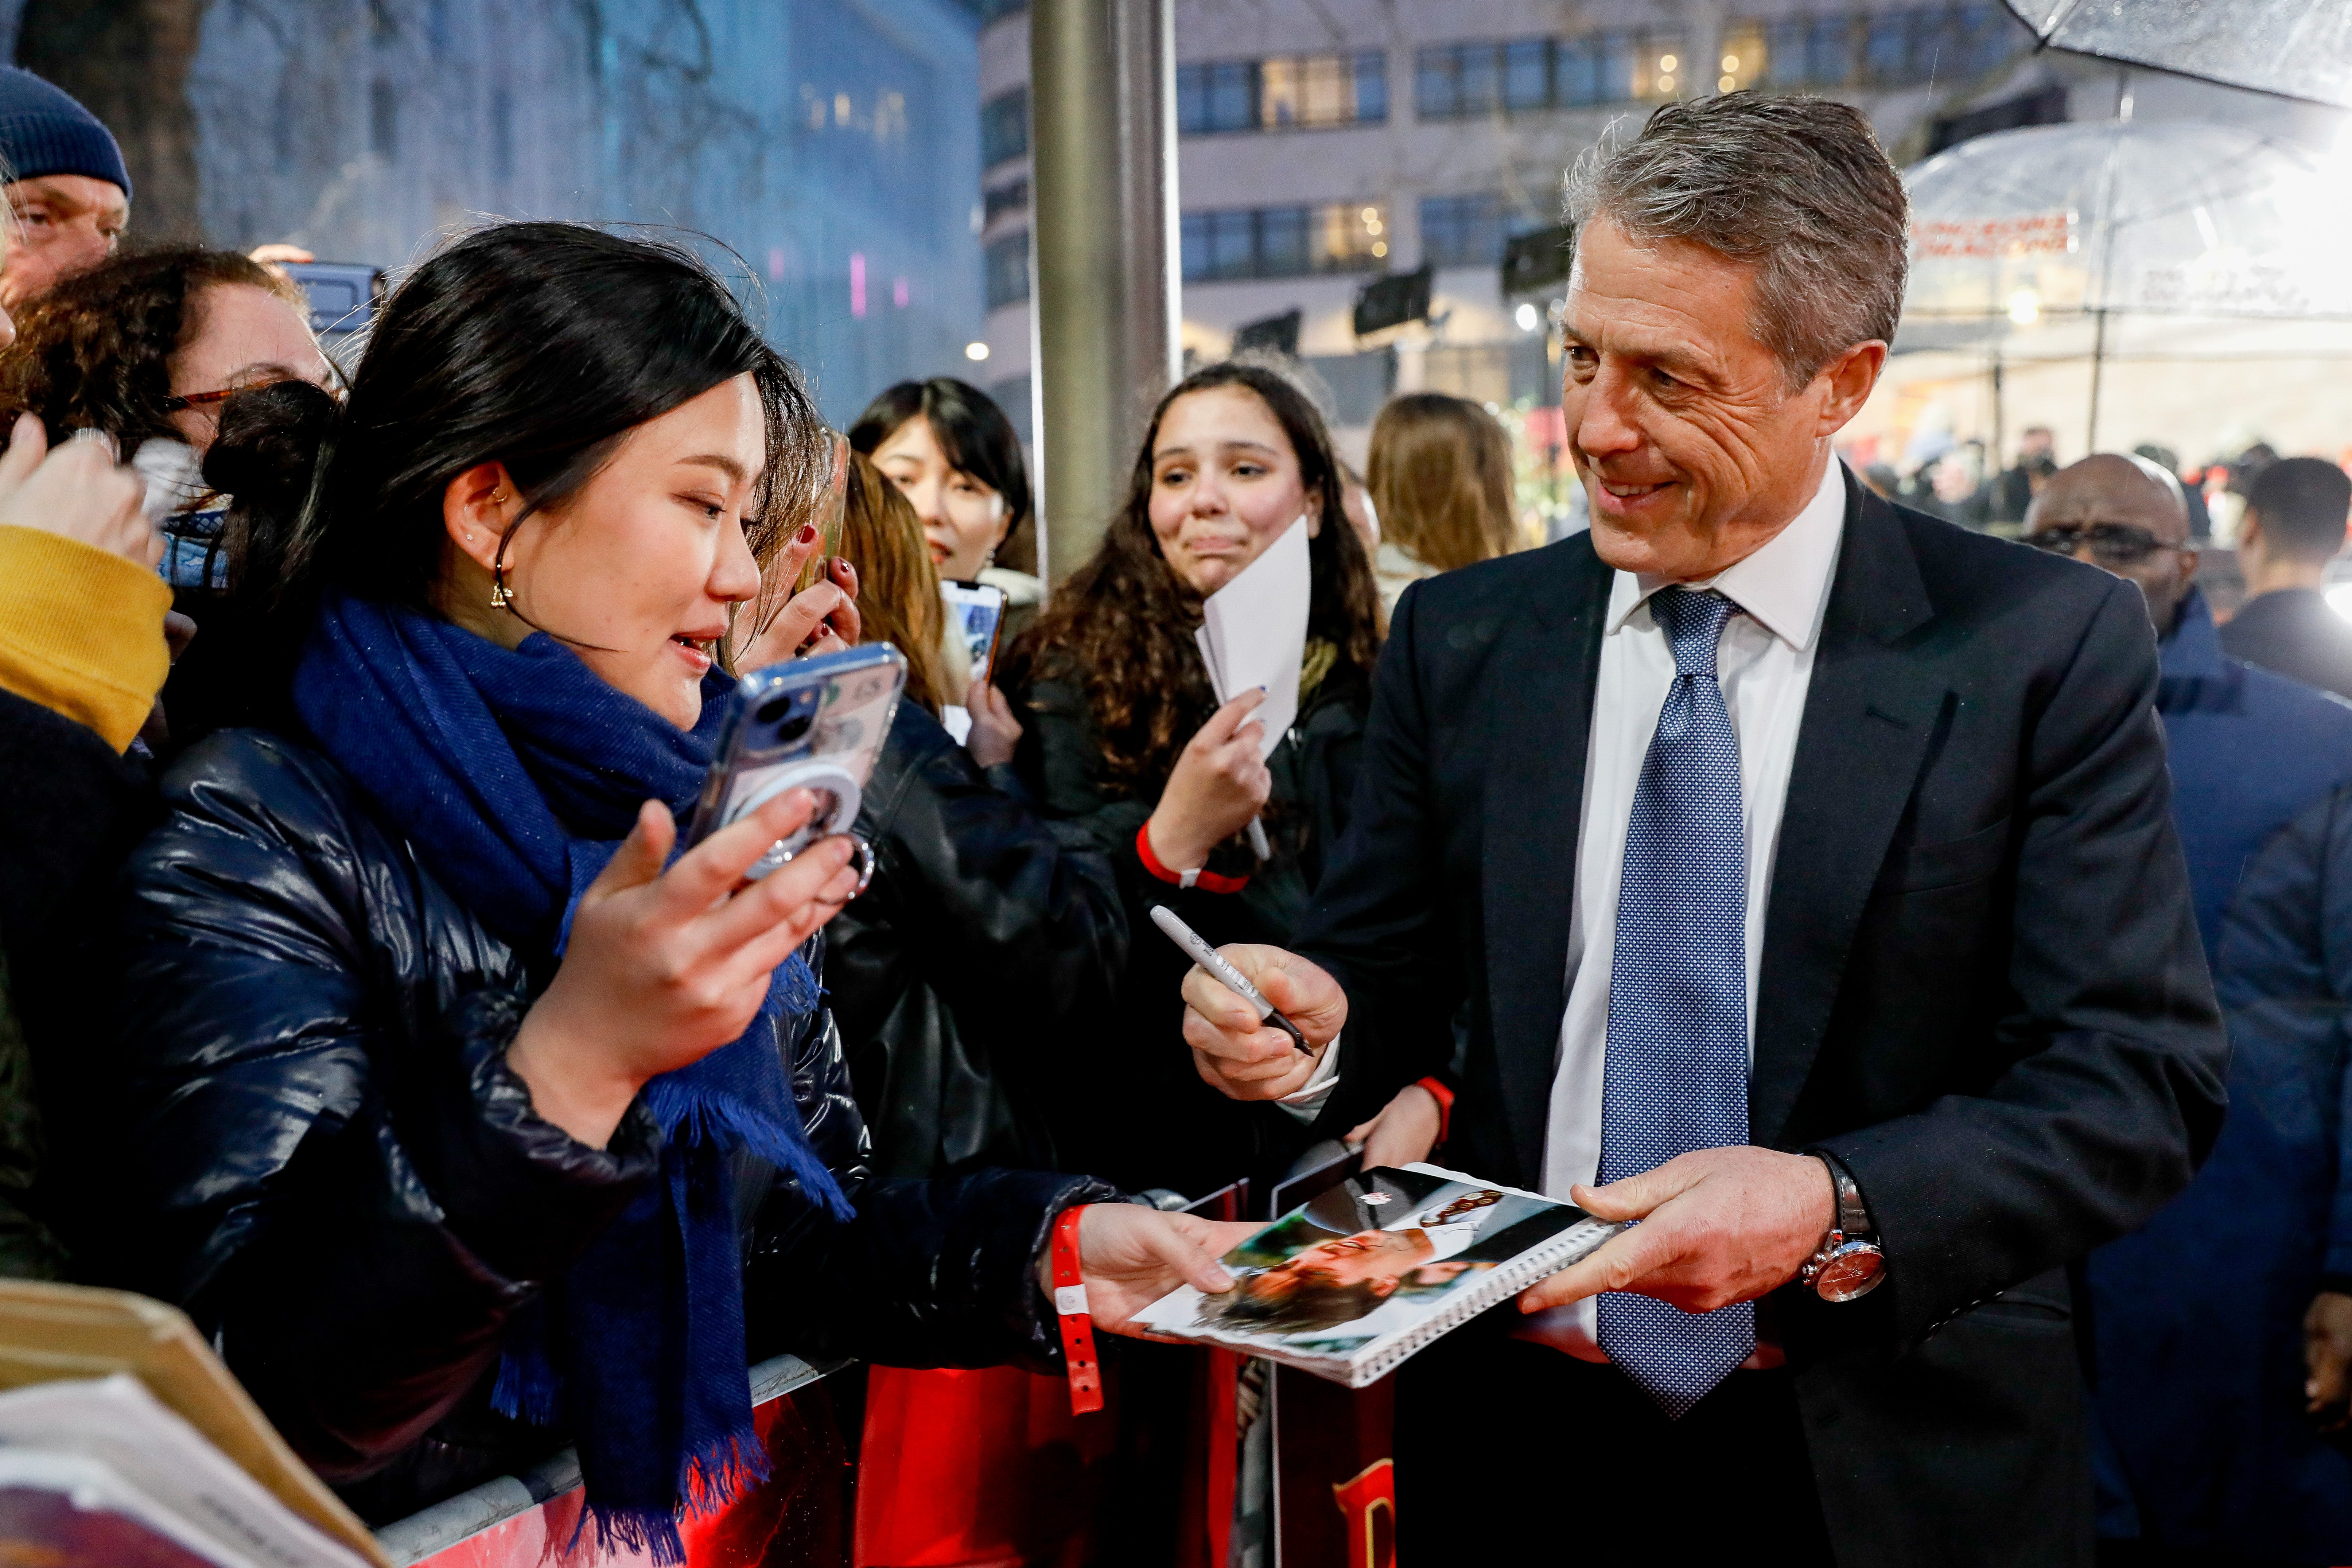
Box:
[1134,1162,1624,1387]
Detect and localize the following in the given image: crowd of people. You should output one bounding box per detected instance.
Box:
[2,59,2352,1568]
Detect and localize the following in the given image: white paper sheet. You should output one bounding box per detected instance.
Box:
[0,1374,370,1568]
[1193,514,1311,762]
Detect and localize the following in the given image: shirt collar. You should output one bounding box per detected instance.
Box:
[2159,585,2228,681]
[1604,458,1850,651]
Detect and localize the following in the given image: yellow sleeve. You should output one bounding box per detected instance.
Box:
[0,524,171,752]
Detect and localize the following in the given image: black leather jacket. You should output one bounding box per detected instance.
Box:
[74,728,1113,1521]
[1007,663,1372,1196]
[825,703,1125,1177]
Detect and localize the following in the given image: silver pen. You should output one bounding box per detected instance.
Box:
[1150,904,1313,1055]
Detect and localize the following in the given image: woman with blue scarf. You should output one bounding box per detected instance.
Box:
[71,224,1250,1555]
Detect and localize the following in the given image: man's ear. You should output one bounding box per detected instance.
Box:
[1370,1275,1401,1299]
[1815,340,1888,435]
[443,461,520,573]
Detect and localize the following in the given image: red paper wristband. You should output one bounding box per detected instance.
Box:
[1136,822,1251,894]
[1050,1205,1104,1415]
[1415,1075,1455,1149]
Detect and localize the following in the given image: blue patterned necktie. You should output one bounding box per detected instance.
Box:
[1595,585,1756,1419]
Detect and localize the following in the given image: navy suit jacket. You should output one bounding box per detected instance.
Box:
[1295,478,2228,1566]
[2089,588,2352,1560]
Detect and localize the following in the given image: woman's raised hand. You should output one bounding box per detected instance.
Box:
[963,678,1023,768]
[728,524,862,673]
[506,787,864,1148]
[1042,1204,1259,1338]
[1144,688,1272,872]
[0,413,156,567]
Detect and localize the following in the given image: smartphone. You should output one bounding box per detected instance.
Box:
[940,580,1008,690]
[279,261,384,339]
[685,644,907,877]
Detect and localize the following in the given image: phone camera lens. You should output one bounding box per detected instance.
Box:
[776,713,813,744]
[755,695,793,725]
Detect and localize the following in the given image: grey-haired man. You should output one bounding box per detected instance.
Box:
[1180,93,2223,1564]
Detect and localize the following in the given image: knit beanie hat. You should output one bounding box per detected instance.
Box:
[0,68,129,198]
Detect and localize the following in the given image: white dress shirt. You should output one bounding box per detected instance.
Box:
[1518,459,1849,1359]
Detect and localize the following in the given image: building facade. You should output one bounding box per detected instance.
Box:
[0,0,990,428]
[974,0,2340,468]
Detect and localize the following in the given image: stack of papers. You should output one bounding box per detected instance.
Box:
[0,1375,374,1567]
[0,1279,385,1567]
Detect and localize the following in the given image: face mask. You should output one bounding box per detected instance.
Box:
[135,437,233,589]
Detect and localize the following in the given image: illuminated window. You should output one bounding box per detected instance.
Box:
[1182,202,1388,281]
[1177,51,1387,135]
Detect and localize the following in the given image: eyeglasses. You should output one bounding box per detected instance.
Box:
[2025,521,2177,566]
[162,383,277,413]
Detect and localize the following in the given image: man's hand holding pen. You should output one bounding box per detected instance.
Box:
[1180,942,1348,1098]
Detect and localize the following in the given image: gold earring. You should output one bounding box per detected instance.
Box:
[490,563,514,609]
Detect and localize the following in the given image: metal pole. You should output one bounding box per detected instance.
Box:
[2086,308,2107,453]
[1030,0,1182,587]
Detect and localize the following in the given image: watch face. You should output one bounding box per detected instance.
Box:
[1816,1245,1886,1303]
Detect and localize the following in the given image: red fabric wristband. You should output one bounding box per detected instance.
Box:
[1135,821,1250,894]
[1415,1075,1455,1149]
[1050,1205,1104,1415]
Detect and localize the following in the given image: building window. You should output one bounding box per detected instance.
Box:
[1419,193,1541,269]
[1181,202,1387,282]
[983,178,1029,227]
[369,80,399,158]
[1176,51,1386,135]
[985,231,1029,309]
[981,87,1029,169]
[1416,32,1683,118]
[1754,5,2023,90]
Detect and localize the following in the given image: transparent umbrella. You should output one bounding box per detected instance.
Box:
[2003,0,2352,110]
[1901,117,2352,445]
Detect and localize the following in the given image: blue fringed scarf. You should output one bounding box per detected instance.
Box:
[291,590,854,1562]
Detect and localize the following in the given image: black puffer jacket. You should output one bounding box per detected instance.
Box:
[825,703,1125,1177]
[72,728,1114,1523]
[1007,662,1371,1197]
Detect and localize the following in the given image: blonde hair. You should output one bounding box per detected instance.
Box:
[1367,394,1517,573]
[838,451,953,716]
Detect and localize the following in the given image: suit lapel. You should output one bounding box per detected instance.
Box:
[1481,537,1612,1184]
[1750,483,1946,1147]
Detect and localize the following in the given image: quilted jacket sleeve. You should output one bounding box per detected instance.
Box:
[96,733,658,1481]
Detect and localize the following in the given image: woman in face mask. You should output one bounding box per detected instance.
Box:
[66,222,1247,1545]
[0,247,331,750]
[997,360,1387,1198]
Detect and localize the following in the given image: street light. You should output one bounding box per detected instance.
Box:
[965,341,991,361]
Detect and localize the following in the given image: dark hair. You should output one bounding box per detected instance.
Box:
[1566,91,1908,389]
[211,222,824,634]
[0,246,302,457]
[1003,359,1381,801]
[1368,393,1519,572]
[1202,1268,1385,1335]
[2248,456,2352,565]
[838,451,952,715]
[848,377,1035,575]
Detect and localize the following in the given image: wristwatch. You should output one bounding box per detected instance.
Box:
[1799,1152,1886,1303]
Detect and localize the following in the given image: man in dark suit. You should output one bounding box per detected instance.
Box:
[2219,456,2352,700]
[1179,93,2225,1565]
